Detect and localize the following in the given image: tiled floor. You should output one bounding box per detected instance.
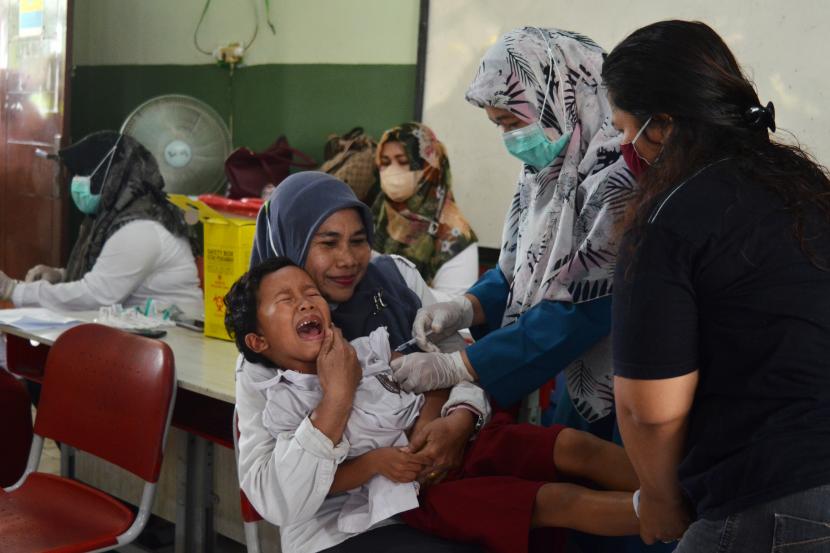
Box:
[39,433,62,475]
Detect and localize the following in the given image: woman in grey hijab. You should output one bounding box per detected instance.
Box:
[238,171,487,552]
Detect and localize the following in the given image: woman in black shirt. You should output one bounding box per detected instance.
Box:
[603,20,830,551]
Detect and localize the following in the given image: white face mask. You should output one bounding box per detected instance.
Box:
[380,167,422,202]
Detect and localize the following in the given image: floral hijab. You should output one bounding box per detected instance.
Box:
[466,28,636,422]
[371,122,477,284]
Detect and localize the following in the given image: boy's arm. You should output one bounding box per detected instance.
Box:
[330,447,431,494]
[330,451,378,494]
[408,389,451,439]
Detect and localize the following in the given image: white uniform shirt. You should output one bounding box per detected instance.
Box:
[430,243,479,303]
[372,245,479,304]
[256,327,422,539]
[236,355,490,553]
[12,220,203,318]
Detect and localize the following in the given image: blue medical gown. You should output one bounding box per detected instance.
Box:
[466,267,611,408]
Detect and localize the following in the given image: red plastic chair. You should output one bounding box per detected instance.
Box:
[0,370,33,487]
[0,324,176,553]
[233,409,263,553]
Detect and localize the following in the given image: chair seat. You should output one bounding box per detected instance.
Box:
[0,472,133,553]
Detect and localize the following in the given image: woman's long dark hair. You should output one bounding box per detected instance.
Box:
[602,20,830,267]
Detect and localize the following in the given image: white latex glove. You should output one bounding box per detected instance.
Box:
[413,296,474,353]
[0,270,18,301]
[390,351,473,393]
[24,264,65,284]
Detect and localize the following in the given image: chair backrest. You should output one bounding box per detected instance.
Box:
[34,323,176,482]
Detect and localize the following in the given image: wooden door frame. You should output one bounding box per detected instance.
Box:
[57,0,74,264]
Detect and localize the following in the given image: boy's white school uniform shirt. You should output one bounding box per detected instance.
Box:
[256,327,422,534]
[236,327,490,553]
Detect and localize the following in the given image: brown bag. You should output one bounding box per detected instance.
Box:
[319,127,377,202]
[225,136,316,199]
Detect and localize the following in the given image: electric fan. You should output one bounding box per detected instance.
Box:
[121,94,232,195]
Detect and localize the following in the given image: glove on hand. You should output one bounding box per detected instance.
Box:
[390,351,473,393]
[412,296,474,353]
[0,270,18,301]
[25,264,65,284]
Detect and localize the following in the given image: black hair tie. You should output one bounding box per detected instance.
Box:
[744,101,776,132]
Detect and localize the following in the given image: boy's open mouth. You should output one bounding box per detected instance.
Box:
[296,315,323,340]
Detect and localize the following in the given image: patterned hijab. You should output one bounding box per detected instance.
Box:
[371,122,477,284]
[61,131,192,281]
[466,28,636,422]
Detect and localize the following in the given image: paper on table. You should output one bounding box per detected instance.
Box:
[0,308,82,331]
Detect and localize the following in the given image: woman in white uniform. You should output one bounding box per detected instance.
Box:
[0,131,203,318]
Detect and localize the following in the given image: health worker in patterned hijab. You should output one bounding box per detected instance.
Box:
[373,122,478,301]
[391,28,637,432]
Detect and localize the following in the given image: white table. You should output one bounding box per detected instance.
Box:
[1,310,237,402]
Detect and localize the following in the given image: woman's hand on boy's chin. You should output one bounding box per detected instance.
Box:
[316,325,361,399]
[409,409,476,486]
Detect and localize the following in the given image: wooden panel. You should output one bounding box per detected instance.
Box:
[0,0,70,280]
[0,0,8,270]
[1,186,62,278]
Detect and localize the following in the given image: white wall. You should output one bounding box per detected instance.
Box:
[73,0,419,66]
[424,0,830,247]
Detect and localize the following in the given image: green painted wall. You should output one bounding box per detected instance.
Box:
[68,1,420,244]
[70,63,417,160]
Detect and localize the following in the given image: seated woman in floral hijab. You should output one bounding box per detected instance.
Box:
[372,122,479,301]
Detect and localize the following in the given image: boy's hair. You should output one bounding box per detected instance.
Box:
[224,256,298,367]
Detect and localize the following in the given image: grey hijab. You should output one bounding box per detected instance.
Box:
[250,171,374,268]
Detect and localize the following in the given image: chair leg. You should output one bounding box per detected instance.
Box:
[60,444,76,479]
[116,482,159,546]
[243,521,261,553]
[176,434,216,553]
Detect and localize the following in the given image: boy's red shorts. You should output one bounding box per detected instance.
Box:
[402,412,567,553]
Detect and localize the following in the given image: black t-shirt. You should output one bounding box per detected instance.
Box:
[613,159,830,519]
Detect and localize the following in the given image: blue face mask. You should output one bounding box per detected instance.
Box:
[70,176,102,214]
[69,137,121,215]
[503,122,571,169]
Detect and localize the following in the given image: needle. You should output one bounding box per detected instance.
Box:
[394,331,433,352]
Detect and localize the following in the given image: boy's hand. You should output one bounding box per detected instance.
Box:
[369,447,433,483]
[317,326,361,399]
